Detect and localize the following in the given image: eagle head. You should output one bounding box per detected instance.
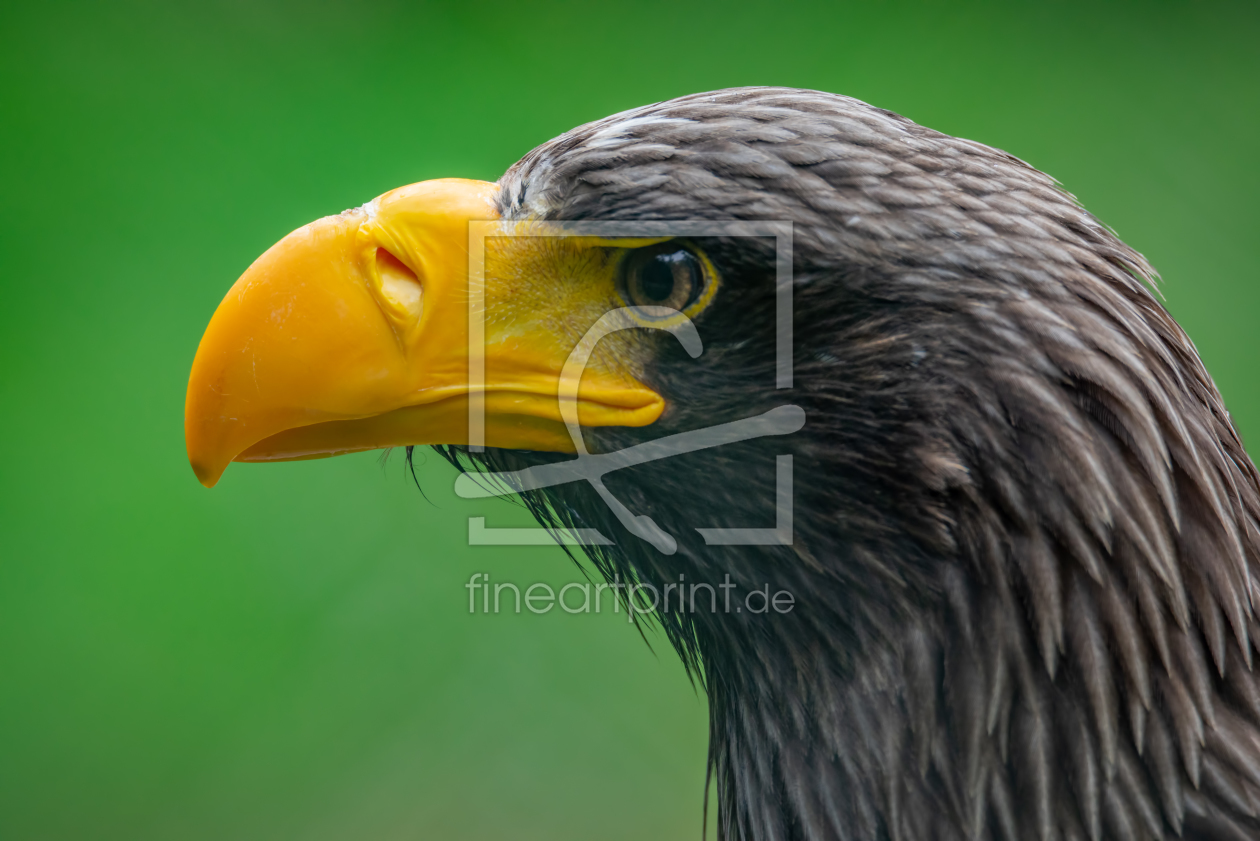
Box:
[186,88,1260,841]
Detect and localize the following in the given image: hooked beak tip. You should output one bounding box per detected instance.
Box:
[190,456,224,488]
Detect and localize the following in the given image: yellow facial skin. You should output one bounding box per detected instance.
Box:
[184,178,716,488]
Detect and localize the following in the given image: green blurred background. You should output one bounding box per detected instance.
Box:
[1,1,1257,838]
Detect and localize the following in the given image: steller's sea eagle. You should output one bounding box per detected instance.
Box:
[186,88,1260,841]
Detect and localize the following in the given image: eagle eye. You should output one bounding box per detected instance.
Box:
[619,244,706,316]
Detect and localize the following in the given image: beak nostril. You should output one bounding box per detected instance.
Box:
[376,247,423,322]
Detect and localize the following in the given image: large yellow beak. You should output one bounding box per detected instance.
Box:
[185,178,664,488]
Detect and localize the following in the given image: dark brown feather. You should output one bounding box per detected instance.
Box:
[432,87,1260,840]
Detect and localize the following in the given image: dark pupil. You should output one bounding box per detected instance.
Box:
[640,254,679,302]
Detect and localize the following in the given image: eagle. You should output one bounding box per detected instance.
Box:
[185,88,1260,841]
